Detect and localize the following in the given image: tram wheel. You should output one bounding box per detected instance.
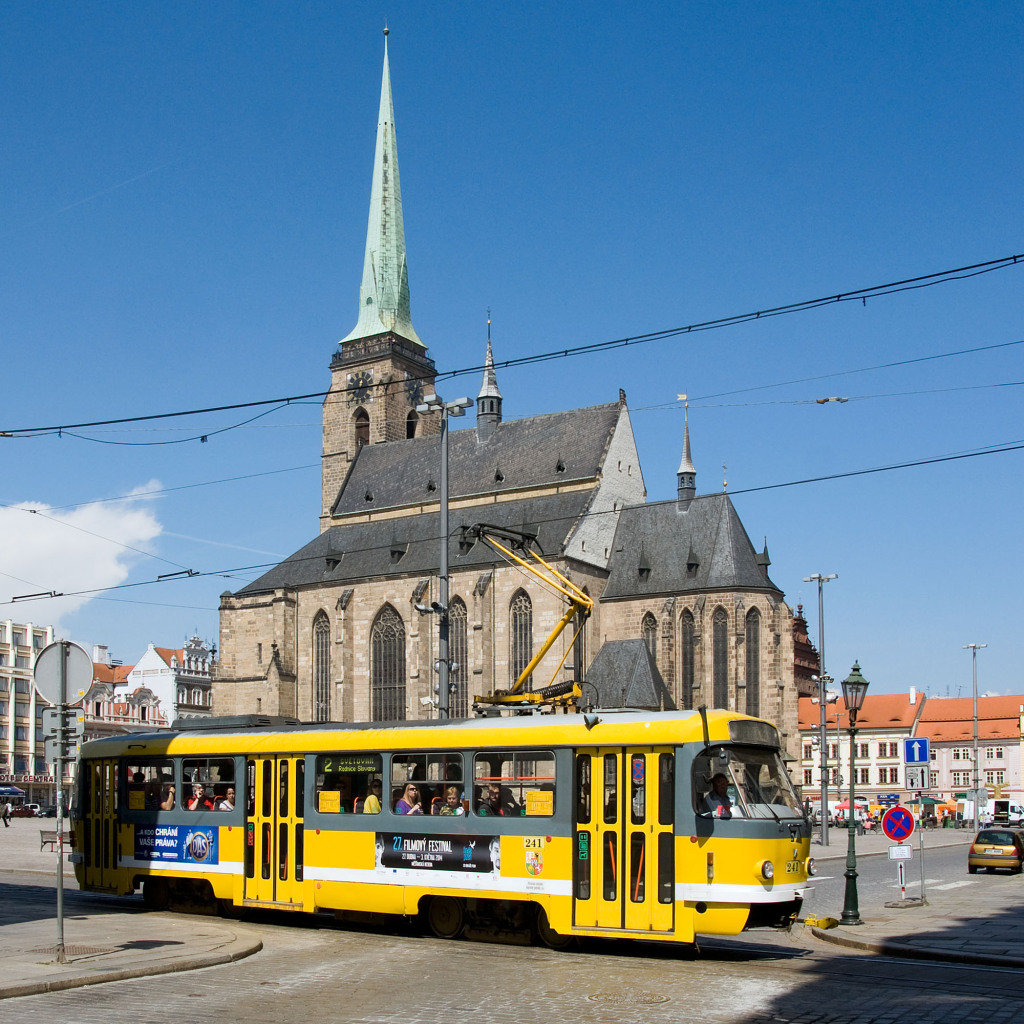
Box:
[426,896,465,940]
[535,908,575,951]
[142,877,170,910]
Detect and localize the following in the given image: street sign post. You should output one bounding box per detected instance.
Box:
[32,640,92,966]
[905,766,927,789]
[903,737,930,765]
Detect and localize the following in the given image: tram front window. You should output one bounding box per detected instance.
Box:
[694,747,802,820]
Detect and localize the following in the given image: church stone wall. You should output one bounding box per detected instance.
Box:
[598,591,800,760]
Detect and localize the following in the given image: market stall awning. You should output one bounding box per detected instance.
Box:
[906,795,943,806]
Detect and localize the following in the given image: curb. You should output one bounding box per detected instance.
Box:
[0,934,263,1000]
[810,926,1024,969]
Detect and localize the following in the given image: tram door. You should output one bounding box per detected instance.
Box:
[82,758,119,890]
[244,755,305,905]
[573,747,675,932]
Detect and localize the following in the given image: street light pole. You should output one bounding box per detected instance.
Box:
[963,643,987,824]
[804,573,837,846]
[839,661,869,926]
[416,393,472,719]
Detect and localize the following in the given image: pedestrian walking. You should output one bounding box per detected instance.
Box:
[2,802,11,827]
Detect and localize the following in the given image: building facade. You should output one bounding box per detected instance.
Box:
[214,37,802,755]
[0,619,57,806]
[798,688,1024,808]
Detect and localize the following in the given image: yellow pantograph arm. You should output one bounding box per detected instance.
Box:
[480,532,593,695]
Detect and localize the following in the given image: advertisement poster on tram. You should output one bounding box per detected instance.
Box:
[134,825,220,865]
[376,832,500,873]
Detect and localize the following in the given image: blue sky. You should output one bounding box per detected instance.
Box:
[1,2,1020,697]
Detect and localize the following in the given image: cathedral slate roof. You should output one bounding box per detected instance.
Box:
[331,402,620,516]
[584,639,673,711]
[236,490,598,595]
[601,493,779,599]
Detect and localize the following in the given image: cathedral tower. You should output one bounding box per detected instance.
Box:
[321,29,439,529]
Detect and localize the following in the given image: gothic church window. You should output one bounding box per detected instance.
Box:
[712,607,729,708]
[448,597,468,718]
[371,605,406,721]
[510,590,533,690]
[681,610,695,710]
[641,612,657,662]
[745,608,760,717]
[406,410,418,439]
[354,408,369,446]
[313,611,331,722]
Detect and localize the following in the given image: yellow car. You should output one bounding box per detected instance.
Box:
[967,828,1024,874]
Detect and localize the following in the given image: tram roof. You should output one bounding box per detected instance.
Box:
[79,708,777,757]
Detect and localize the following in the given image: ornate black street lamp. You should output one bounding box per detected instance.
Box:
[840,662,870,926]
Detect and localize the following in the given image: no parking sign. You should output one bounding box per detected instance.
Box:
[882,805,916,842]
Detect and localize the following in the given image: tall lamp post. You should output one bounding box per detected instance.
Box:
[415,392,472,718]
[839,661,869,926]
[963,643,987,823]
[804,573,838,845]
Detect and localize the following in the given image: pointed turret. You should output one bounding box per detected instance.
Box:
[677,404,696,506]
[340,29,423,347]
[476,315,503,441]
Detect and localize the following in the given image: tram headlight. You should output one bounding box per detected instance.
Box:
[805,857,817,877]
[758,859,774,880]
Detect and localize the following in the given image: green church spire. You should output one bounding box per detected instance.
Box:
[340,29,424,348]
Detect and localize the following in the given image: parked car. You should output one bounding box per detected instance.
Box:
[12,803,40,818]
[967,828,1024,874]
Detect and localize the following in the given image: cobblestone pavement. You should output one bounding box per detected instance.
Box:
[0,818,1021,1022]
[0,917,1020,1024]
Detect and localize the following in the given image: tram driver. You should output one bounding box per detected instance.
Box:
[703,773,733,819]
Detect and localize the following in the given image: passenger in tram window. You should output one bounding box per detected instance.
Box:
[216,786,235,811]
[477,783,506,816]
[438,786,464,816]
[160,784,176,811]
[362,779,383,814]
[187,783,214,811]
[395,783,423,815]
[703,774,732,819]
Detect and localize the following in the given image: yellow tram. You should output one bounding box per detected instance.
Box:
[72,707,814,947]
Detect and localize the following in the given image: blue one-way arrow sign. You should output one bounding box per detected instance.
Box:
[904,737,930,765]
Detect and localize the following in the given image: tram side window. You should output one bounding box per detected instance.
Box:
[125,758,174,811]
[391,752,464,815]
[474,751,556,817]
[315,753,383,814]
[182,757,236,811]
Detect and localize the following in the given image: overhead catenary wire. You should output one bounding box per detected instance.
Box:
[2,251,1022,439]
[3,434,1022,611]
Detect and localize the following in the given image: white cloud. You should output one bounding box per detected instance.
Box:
[0,485,163,628]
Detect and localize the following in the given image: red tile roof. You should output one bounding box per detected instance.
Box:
[798,692,924,730]
[92,662,134,685]
[917,695,1023,743]
[154,647,183,667]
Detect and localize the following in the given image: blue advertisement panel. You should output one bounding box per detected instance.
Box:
[135,825,219,865]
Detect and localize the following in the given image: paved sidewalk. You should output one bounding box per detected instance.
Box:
[0,818,262,999]
[805,825,1024,967]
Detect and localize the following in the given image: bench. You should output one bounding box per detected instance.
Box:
[39,829,74,851]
